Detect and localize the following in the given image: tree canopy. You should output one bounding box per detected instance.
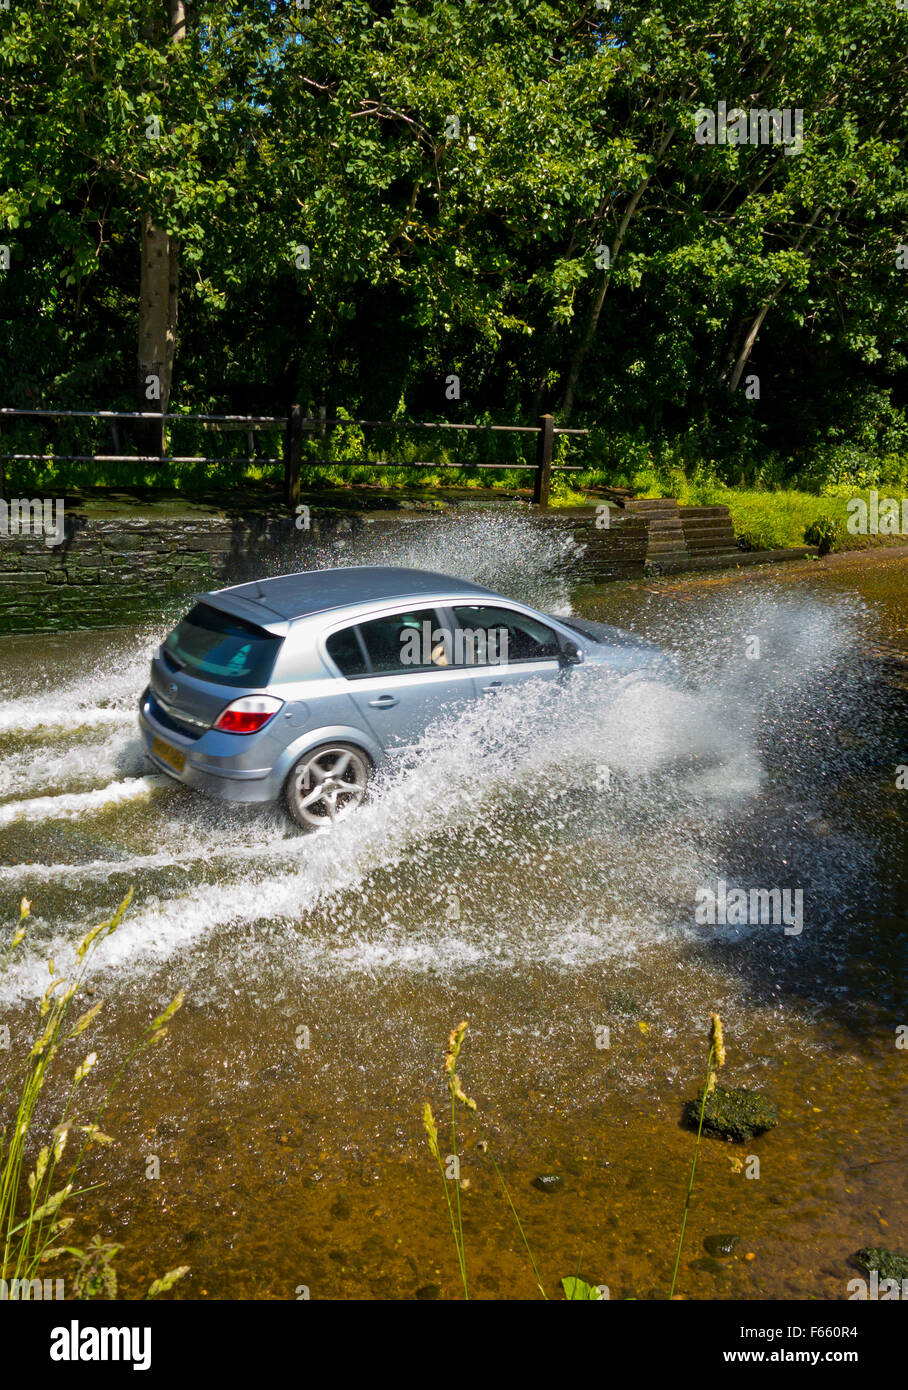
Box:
[1,0,906,482]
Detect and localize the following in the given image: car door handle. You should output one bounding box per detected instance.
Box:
[481,681,503,692]
[368,694,400,708]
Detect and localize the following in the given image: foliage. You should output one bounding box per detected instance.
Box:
[0,890,184,1292]
[0,1,906,484]
[146,1264,191,1299]
[547,473,589,508]
[65,1237,122,1300]
[55,1232,189,1300]
[803,514,840,555]
[561,1276,602,1301]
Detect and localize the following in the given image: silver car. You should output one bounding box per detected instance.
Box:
[138,565,668,828]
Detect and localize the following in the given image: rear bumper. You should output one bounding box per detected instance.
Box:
[138,690,280,804]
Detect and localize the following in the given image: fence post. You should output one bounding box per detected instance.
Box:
[285,403,302,508]
[0,419,4,500]
[532,413,554,506]
[318,405,326,440]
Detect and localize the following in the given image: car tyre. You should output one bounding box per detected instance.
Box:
[284,742,372,830]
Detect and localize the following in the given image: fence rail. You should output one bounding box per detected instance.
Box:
[0,409,286,425]
[0,406,588,507]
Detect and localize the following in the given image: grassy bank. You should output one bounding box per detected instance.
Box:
[626,482,905,553]
[545,464,905,553]
[5,421,906,555]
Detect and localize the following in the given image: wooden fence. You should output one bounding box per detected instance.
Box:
[0,407,588,508]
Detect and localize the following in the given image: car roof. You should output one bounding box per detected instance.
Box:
[203,565,499,626]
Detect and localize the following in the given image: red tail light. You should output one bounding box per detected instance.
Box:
[214,696,283,734]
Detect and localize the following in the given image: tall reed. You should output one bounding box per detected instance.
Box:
[420,1013,731,1301]
[669,1013,726,1298]
[422,1019,547,1299]
[0,890,184,1287]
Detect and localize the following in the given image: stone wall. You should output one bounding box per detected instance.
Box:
[0,514,363,633]
[0,502,745,634]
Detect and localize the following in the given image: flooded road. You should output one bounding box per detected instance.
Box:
[0,521,905,1300]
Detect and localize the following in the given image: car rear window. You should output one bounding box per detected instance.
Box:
[163,604,283,688]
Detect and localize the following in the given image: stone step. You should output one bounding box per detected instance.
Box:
[682,525,737,538]
[585,546,648,556]
[679,506,733,519]
[685,532,737,545]
[586,558,645,569]
[584,536,648,546]
[645,546,815,576]
[582,533,646,543]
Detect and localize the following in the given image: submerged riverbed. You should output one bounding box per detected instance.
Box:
[0,527,905,1300]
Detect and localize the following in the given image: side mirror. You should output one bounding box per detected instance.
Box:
[560,641,583,666]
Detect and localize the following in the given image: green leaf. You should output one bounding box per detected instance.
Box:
[147,1266,190,1299]
[561,1276,602,1300]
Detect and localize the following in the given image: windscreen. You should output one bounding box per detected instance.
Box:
[163,604,283,688]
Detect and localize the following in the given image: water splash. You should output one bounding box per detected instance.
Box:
[0,704,135,736]
[302,506,583,615]
[0,730,147,800]
[0,775,166,827]
[0,657,770,1002]
[0,520,880,1006]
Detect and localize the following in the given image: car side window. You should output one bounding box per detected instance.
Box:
[452,605,562,664]
[326,609,452,678]
[325,624,369,677]
[358,608,449,674]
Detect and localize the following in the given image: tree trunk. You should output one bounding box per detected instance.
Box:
[559,127,675,424]
[135,0,186,457]
[137,216,180,455]
[530,225,581,418]
[721,206,825,394]
[717,313,750,387]
[727,296,775,393]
